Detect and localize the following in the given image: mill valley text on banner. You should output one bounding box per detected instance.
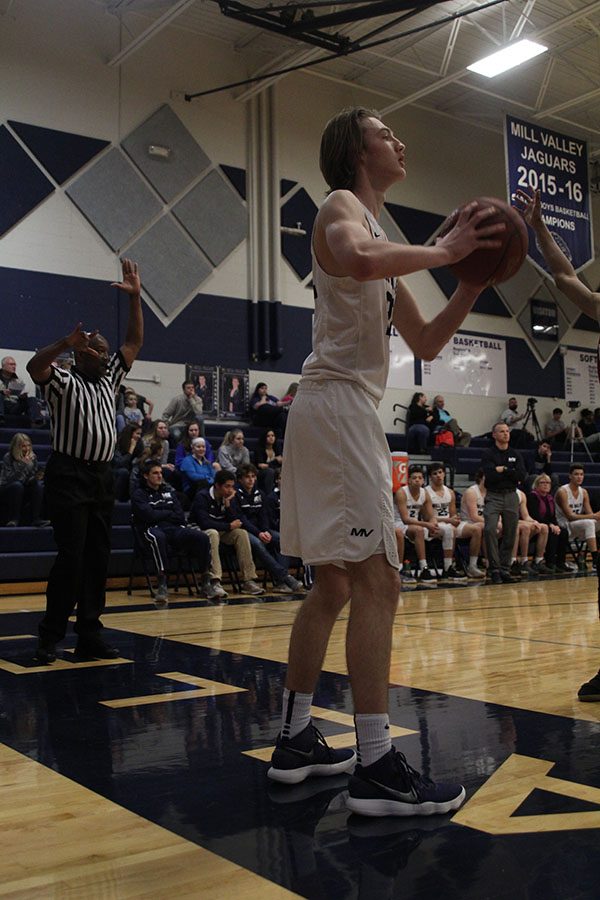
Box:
[505,114,593,275]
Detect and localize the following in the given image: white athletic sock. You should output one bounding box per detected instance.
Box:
[418,559,427,570]
[355,713,392,767]
[443,557,452,570]
[399,563,403,572]
[535,557,544,564]
[281,688,312,740]
[470,556,478,567]
[511,557,517,565]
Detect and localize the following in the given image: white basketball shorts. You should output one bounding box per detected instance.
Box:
[280,379,399,569]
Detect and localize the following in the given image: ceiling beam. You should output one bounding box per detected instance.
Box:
[107,0,196,67]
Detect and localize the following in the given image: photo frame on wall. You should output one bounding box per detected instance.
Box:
[185,364,218,418]
[220,368,249,419]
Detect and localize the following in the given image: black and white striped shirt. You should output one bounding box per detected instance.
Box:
[43,353,129,462]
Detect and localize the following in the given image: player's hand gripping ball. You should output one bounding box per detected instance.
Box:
[438,196,528,285]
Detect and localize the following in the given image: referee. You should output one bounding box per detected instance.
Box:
[27,259,143,664]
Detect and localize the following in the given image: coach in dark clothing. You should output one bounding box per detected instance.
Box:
[27,259,143,664]
[481,421,527,584]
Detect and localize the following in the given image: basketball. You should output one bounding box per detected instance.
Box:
[438,196,528,286]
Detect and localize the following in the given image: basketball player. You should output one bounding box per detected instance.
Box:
[268,106,504,815]
[516,187,600,702]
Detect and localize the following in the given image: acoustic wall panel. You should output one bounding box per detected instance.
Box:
[220,164,246,201]
[126,215,212,317]
[8,121,109,185]
[172,169,247,266]
[281,187,318,280]
[122,105,210,202]
[66,148,162,251]
[0,125,54,236]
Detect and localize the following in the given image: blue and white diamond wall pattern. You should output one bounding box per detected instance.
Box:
[121,104,210,203]
[126,215,212,318]
[66,148,162,252]
[173,169,247,267]
[0,125,54,237]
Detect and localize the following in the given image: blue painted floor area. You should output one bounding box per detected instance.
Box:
[1,611,600,898]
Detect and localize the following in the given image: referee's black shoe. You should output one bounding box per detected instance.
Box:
[34,643,56,664]
[74,637,120,660]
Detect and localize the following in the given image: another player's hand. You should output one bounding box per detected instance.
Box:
[435,202,504,264]
[512,188,542,227]
[111,258,141,297]
[259,531,271,543]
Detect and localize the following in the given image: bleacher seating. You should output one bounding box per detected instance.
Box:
[2,419,600,584]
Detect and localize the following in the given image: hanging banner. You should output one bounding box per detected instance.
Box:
[505,114,593,274]
[564,348,600,408]
[421,333,507,397]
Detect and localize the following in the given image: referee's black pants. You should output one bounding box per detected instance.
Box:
[39,452,114,645]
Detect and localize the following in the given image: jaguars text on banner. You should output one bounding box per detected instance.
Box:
[505,114,593,275]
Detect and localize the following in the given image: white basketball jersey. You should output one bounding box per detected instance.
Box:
[460,484,484,521]
[402,485,425,519]
[301,205,396,405]
[426,484,452,517]
[556,483,584,528]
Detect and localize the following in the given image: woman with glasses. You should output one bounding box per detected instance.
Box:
[527,475,570,573]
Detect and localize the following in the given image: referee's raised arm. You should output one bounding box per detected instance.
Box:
[111,258,143,369]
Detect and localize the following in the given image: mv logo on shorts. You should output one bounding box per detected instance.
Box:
[350,527,374,537]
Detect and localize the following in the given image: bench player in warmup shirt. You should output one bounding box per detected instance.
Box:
[269,105,503,816]
[516,187,600,701]
[555,466,600,571]
[395,465,440,589]
[391,464,423,591]
[426,462,484,581]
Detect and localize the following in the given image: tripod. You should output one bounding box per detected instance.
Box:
[520,402,542,443]
[569,419,593,463]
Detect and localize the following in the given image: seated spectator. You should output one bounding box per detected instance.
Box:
[180,437,220,499]
[189,469,264,596]
[163,380,204,443]
[131,461,214,606]
[280,382,299,408]
[174,421,215,469]
[218,428,250,476]
[555,464,600,570]
[112,424,143,501]
[500,397,526,432]
[424,463,468,582]
[130,439,177,497]
[0,432,47,526]
[394,464,439,588]
[578,409,600,453]
[406,392,433,454]
[0,356,37,424]
[431,395,471,447]
[122,390,144,428]
[116,385,154,432]
[265,468,282,532]
[426,462,484,578]
[236,464,303,593]
[249,382,287,434]
[527,475,570,573]
[544,407,569,447]
[253,428,282,494]
[142,420,172,463]
[509,488,548,577]
[525,440,558,491]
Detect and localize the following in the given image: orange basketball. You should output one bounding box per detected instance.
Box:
[438,196,528,286]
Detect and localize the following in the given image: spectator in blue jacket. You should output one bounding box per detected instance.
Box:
[180,437,220,499]
[236,463,303,593]
[189,469,264,596]
[174,421,215,469]
[131,461,215,605]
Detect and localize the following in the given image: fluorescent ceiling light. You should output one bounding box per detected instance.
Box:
[467,39,548,78]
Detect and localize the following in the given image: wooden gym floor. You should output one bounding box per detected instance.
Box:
[1,573,599,898]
